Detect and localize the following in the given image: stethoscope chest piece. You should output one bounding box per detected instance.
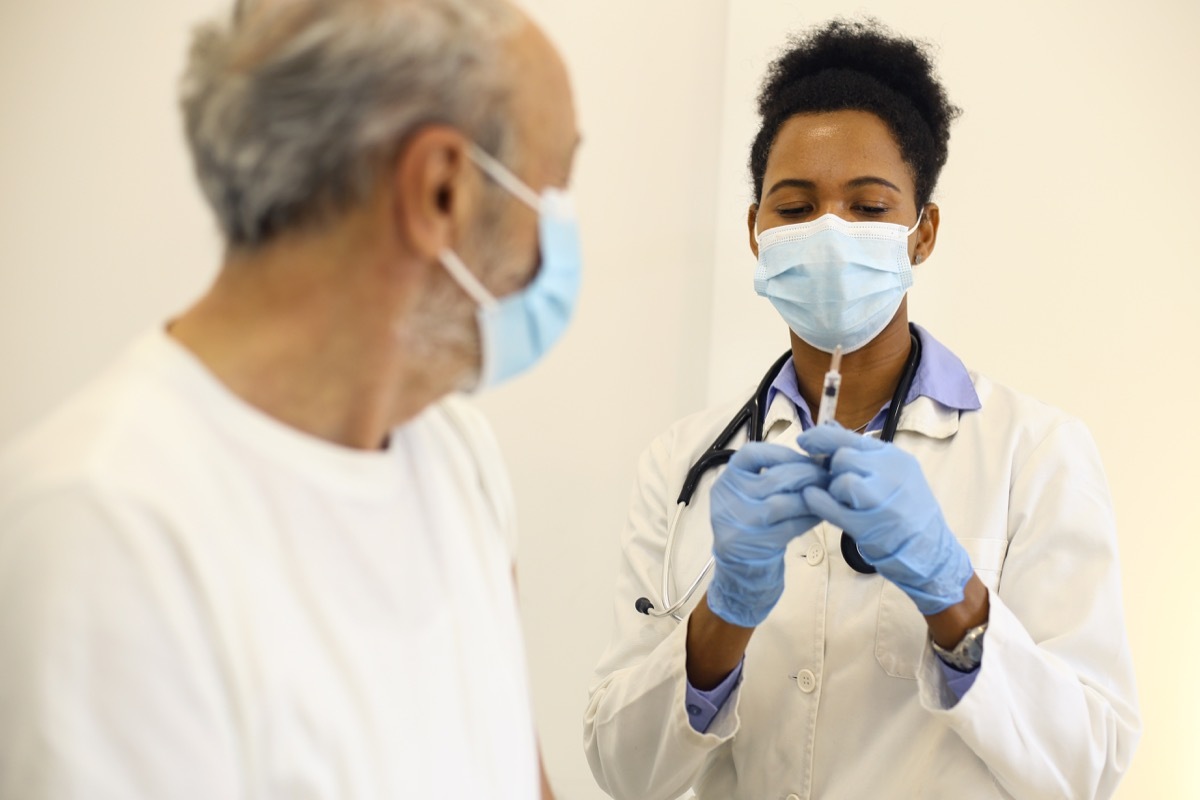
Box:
[840,528,877,574]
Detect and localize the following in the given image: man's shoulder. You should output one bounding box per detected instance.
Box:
[0,352,188,600]
[0,333,205,513]
[427,393,498,446]
[422,393,516,542]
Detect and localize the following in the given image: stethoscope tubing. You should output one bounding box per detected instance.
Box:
[636,327,923,620]
[640,504,715,621]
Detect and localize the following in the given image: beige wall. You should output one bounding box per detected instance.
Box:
[0,1,1195,798]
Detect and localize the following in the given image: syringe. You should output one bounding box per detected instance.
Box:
[815,345,843,427]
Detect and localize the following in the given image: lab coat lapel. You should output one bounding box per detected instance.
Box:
[762,391,803,444]
[895,395,961,440]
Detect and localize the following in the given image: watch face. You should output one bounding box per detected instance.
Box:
[934,623,987,671]
[958,640,983,669]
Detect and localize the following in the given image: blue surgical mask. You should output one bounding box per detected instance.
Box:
[438,145,582,390]
[753,212,922,354]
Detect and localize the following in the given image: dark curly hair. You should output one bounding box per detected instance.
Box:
[749,19,961,207]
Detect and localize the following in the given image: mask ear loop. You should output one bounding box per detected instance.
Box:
[467,144,542,212]
[437,142,545,310]
[438,248,498,310]
[907,206,927,265]
[905,207,926,236]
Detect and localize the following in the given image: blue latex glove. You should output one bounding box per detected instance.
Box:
[706,442,829,628]
[795,424,974,616]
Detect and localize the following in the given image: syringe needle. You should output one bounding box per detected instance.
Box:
[815,345,844,428]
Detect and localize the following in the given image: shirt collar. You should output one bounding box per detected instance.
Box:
[765,324,981,432]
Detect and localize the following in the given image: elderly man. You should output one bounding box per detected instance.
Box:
[0,1,579,797]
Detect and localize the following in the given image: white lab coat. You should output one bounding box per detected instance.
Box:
[584,370,1140,800]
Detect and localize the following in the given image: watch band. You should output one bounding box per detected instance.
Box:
[931,621,988,672]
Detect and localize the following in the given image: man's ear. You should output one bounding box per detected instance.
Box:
[747,204,760,258]
[390,125,476,260]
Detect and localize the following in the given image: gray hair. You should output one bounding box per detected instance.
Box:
[181,0,520,248]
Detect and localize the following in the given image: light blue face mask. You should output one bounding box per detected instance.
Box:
[753,212,922,354]
[438,145,582,390]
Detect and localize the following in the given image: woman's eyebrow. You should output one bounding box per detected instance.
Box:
[764,178,817,198]
[765,175,903,199]
[845,176,902,192]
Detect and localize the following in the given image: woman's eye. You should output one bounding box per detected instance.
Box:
[855,205,889,216]
[777,205,812,217]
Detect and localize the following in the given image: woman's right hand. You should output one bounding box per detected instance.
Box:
[706,442,828,628]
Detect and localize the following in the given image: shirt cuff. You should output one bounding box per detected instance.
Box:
[938,657,980,702]
[684,661,744,733]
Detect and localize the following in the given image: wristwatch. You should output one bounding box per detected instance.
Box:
[931,622,988,672]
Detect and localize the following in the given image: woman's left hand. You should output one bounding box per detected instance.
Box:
[795,424,974,615]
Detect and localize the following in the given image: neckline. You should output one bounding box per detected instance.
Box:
[139,326,407,497]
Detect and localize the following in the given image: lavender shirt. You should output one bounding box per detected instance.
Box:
[686,325,983,733]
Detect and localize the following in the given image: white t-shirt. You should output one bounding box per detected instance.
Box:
[0,330,539,799]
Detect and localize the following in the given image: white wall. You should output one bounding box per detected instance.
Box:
[0,2,224,435]
[1,1,1195,798]
[475,2,731,797]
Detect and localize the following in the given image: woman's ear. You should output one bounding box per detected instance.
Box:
[913,202,940,266]
[747,204,760,259]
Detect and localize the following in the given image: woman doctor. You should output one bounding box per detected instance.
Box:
[584,19,1140,800]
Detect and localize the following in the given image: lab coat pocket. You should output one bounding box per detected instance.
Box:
[874,536,1011,680]
[957,536,1009,593]
[874,581,926,680]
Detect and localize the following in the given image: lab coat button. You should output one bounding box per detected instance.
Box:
[795,669,817,693]
[805,543,824,566]
[786,794,801,800]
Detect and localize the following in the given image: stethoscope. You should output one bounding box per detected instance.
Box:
[635,326,923,621]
